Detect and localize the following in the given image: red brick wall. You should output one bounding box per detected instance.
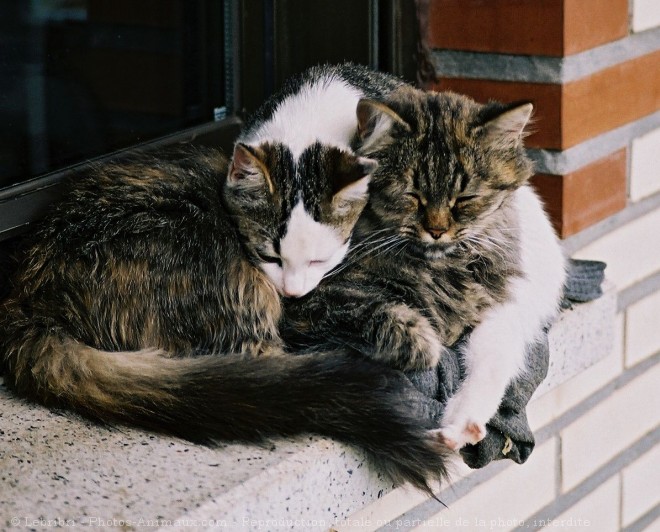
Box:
[426,0,659,238]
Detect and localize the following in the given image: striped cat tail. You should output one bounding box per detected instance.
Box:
[2,326,449,494]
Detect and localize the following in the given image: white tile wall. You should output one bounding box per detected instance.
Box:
[413,441,556,531]
[630,127,660,202]
[632,0,660,33]
[573,208,660,290]
[626,288,660,367]
[554,476,620,532]
[560,363,660,491]
[622,444,660,526]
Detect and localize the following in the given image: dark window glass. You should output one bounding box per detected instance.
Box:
[0,0,420,240]
[0,0,225,189]
[239,0,375,119]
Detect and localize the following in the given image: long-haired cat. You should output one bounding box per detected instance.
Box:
[284,85,566,450]
[0,85,451,491]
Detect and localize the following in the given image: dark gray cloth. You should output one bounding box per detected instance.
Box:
[405,259,605,469]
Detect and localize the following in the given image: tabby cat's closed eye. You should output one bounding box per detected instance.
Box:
[405,191,424,205]
[455,195,477,205]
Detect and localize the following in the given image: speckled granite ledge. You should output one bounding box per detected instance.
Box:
[0,396,391,531]
[0,285,616,532]
[536,281,617,397]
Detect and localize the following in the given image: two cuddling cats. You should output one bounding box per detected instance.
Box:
[0,64,565,493]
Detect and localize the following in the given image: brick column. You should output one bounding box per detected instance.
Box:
[427,0,660,238]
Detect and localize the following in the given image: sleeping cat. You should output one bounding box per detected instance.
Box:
[0,81,452,491]
[284,85,566,451]
[236,63,404,296]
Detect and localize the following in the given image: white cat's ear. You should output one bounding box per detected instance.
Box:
[356,99,410,151]
[228,143,274,194]
[333,156,378,203]
[482,102,534,149]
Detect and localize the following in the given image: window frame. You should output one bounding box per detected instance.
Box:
[0,0,419,241]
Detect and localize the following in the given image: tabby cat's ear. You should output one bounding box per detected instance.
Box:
[481,102,534,149]
[332,155,378,203]
[227,143,274,193]
[356,99,410,151]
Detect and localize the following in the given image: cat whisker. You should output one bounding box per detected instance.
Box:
[466,238,509,256]
[464,235,514,268]
[371,239,407,260]
[465,236,509,257]
[464,229,513,249]
[348,229,398,250]
[325,235,403,278]
[343,235,408,268]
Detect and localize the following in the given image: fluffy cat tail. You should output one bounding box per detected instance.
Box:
[2,332,450,494]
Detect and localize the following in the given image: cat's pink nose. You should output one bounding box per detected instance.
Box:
[282,282,306,298]
[283,287,303,298]
[426,227,446,240]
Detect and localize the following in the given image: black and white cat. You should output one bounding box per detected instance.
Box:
[232,64,404,296]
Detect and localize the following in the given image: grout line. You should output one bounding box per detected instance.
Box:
[431,27,660,84]
[622,502,660,532]
[555,436,562,499]
[618,270,660,311]
[514,428,660,531]
[627,0,634,34]
[528,111,660,175]
[534,351,659,446]
[562,189,660,255]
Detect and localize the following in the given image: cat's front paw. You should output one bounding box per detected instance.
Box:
[436,394,488,450]
[435,421,486,451]
[371,304,444,371]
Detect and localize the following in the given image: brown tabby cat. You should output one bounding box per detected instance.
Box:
[284,86,565,451]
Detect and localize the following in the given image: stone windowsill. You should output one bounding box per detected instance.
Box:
[0,283,616,531]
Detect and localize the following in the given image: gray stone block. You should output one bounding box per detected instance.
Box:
[431,26,660,85]
[0,383,389,530]
[535,281,617,397]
